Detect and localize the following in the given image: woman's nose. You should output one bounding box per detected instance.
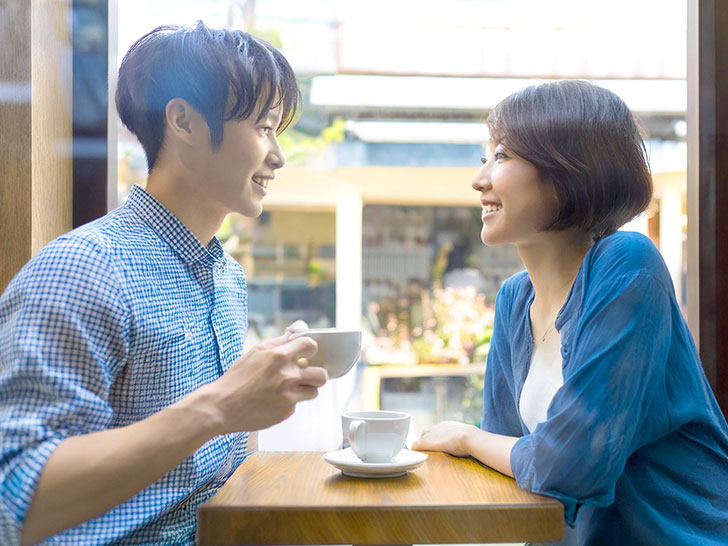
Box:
[471,164,490,191]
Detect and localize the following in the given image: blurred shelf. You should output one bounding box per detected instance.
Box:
[359,362,486,411]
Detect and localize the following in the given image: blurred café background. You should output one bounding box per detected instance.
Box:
[4,0,727,451]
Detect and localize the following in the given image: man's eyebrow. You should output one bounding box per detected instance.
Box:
[259,110,281,123]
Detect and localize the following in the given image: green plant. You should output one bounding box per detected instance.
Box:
[276,118,346,166]
[371,285,495,365]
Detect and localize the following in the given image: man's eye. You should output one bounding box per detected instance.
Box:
[260,127,272,135]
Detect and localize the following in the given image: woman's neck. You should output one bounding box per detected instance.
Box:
[518,229,594,319]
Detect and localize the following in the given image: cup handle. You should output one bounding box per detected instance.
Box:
[348,420,367,459]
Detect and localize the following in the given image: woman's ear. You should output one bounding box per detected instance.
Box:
[164,98,206,146]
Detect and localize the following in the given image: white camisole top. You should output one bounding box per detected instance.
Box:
[519,328,564,433]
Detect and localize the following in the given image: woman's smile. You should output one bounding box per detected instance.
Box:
[481,201,503,219]
[472,142,555,247]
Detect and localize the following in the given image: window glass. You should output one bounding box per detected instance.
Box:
[115,0,688,447]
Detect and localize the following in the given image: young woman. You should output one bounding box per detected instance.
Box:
[413,80,728,545]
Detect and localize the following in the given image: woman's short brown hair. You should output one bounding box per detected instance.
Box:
[486,80,653,240]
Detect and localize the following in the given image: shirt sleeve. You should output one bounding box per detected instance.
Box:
[510,269,672,526]
[480,280,523,437]
[0,236,130,540]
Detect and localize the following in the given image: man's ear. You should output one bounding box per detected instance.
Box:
[164,98,205,145]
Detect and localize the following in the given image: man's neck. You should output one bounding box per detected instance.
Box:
[145,170,226,246]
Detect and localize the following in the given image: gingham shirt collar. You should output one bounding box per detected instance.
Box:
[125,184,225,268]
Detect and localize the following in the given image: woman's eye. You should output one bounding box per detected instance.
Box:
[494,151,507,160]
[480,157,488,165]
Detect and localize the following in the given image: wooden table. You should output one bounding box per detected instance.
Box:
[197,451,564,545]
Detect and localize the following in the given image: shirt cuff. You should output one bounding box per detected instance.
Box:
[511,434,579,527]
[1,436,65,533]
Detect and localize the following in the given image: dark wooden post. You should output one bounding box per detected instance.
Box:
[697,0,728,417]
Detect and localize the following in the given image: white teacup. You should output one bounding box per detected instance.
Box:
[342,410,410,463]
[289,328,361,379]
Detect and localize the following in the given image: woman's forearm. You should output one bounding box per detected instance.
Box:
[20,388,219,545]
[412,421,519,478]
[462,427,519,478]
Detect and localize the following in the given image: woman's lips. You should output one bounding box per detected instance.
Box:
[481,203,502,219]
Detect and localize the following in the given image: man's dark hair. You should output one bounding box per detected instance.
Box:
[486,79,653,240]
[116,21,301,170]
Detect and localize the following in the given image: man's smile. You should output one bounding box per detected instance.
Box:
[252,176,270,189]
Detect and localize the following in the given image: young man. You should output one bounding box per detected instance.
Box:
[0,22,327,545]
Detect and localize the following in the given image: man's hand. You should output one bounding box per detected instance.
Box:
[196,332,328,435]
[19,326,328,545]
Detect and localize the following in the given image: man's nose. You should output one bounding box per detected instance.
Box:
[269,137,285,169]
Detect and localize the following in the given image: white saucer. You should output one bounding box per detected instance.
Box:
[323,448,428,478]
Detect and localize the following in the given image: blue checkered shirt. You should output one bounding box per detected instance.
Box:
[0,185,250,545]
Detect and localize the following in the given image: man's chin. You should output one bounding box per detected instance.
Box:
[238,203,264,219]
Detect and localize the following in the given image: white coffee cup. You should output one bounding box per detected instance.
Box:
[289,328,361,379]
[342,410,411,463]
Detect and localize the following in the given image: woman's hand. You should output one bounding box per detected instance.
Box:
[412,421,479,457]
[413,421,519,478]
